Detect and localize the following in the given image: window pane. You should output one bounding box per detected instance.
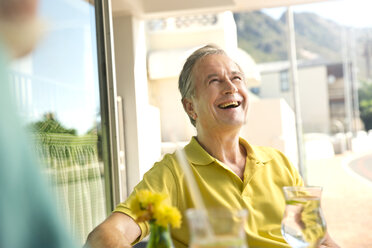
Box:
[9,0,106,244]
[237,1,372,246]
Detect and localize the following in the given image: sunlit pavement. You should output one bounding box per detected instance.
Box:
[306,151,372,248]
[348,153,372,182]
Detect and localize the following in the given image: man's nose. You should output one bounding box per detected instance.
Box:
[223,78,238,94]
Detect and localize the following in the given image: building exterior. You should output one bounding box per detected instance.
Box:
[257,60,361,135]
[240,98,299,167]
[327,63,363,133]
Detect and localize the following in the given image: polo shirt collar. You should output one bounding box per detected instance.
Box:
[239,137,273,164]
[184,137,215,165]
[183,136,273,166]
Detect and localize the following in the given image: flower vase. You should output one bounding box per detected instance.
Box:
[146,222,174,248]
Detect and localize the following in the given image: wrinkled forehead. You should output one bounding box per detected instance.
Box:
[192,53,244,81]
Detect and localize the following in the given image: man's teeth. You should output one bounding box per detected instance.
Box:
[219,101,239,108]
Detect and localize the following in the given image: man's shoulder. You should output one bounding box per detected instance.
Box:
[249,144,294,169]
[240,137,279,154]
[245,142,283,160]
[251,144,280,153]
[155,152,177,166]
[252,145,287,159]
[147,139,196,177]
[151,152,182,175]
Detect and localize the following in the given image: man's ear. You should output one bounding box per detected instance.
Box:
[182,98,197,121]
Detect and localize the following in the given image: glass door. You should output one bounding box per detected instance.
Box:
[9,0,112,245]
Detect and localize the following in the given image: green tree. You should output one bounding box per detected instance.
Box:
[358,81,372,131]
[28,112,77,135]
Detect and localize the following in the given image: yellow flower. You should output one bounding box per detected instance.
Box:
[153,205,182,228]
[129,190,182,228]
[168,206,182,228]
[144,190,166,207]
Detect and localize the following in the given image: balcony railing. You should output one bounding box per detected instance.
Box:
[147,14,218,32]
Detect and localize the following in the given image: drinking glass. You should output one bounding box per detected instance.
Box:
[186,208,248,248]
[281,186,327,248]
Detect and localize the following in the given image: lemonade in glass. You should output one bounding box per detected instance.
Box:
[281,186,326,248]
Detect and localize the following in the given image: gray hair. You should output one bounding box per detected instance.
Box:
[178,44,227,126]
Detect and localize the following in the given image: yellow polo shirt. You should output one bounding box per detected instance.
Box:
[114,137,304,248]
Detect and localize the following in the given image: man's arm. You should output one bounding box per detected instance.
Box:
[85,212,141,248]
[319,232,340,248]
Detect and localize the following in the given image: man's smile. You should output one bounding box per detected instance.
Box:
[218,101,241,109]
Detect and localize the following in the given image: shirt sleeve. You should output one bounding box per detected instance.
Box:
[113,154,179,243]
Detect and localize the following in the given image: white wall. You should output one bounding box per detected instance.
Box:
[148,77,196,142]
[259,65,330,134]
[298,66,330,133]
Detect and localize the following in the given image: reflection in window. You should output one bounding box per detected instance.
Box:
[9,0,106,244]
[250,87,260,95]
[280,70,289,92]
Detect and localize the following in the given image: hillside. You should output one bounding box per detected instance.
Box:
[233,11,343,63]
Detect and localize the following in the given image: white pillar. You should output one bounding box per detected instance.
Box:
[286,7,306,183]
[342,28,354,148]
[112,14,160,198]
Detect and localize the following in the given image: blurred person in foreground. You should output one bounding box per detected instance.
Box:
[0,0,78,247]
[86,45,339,248]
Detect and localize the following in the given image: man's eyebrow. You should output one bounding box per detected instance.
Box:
[231,71,243,76]
[206,73,218,79]
[205,71,243,81]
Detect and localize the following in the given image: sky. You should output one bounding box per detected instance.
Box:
[262,0,372,28]
[12,0,100,135]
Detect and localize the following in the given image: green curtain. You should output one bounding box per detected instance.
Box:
[34,133,106,245]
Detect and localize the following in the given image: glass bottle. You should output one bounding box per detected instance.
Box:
[146,222,174,248]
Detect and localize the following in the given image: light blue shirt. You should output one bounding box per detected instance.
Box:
[0,42,78,248]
